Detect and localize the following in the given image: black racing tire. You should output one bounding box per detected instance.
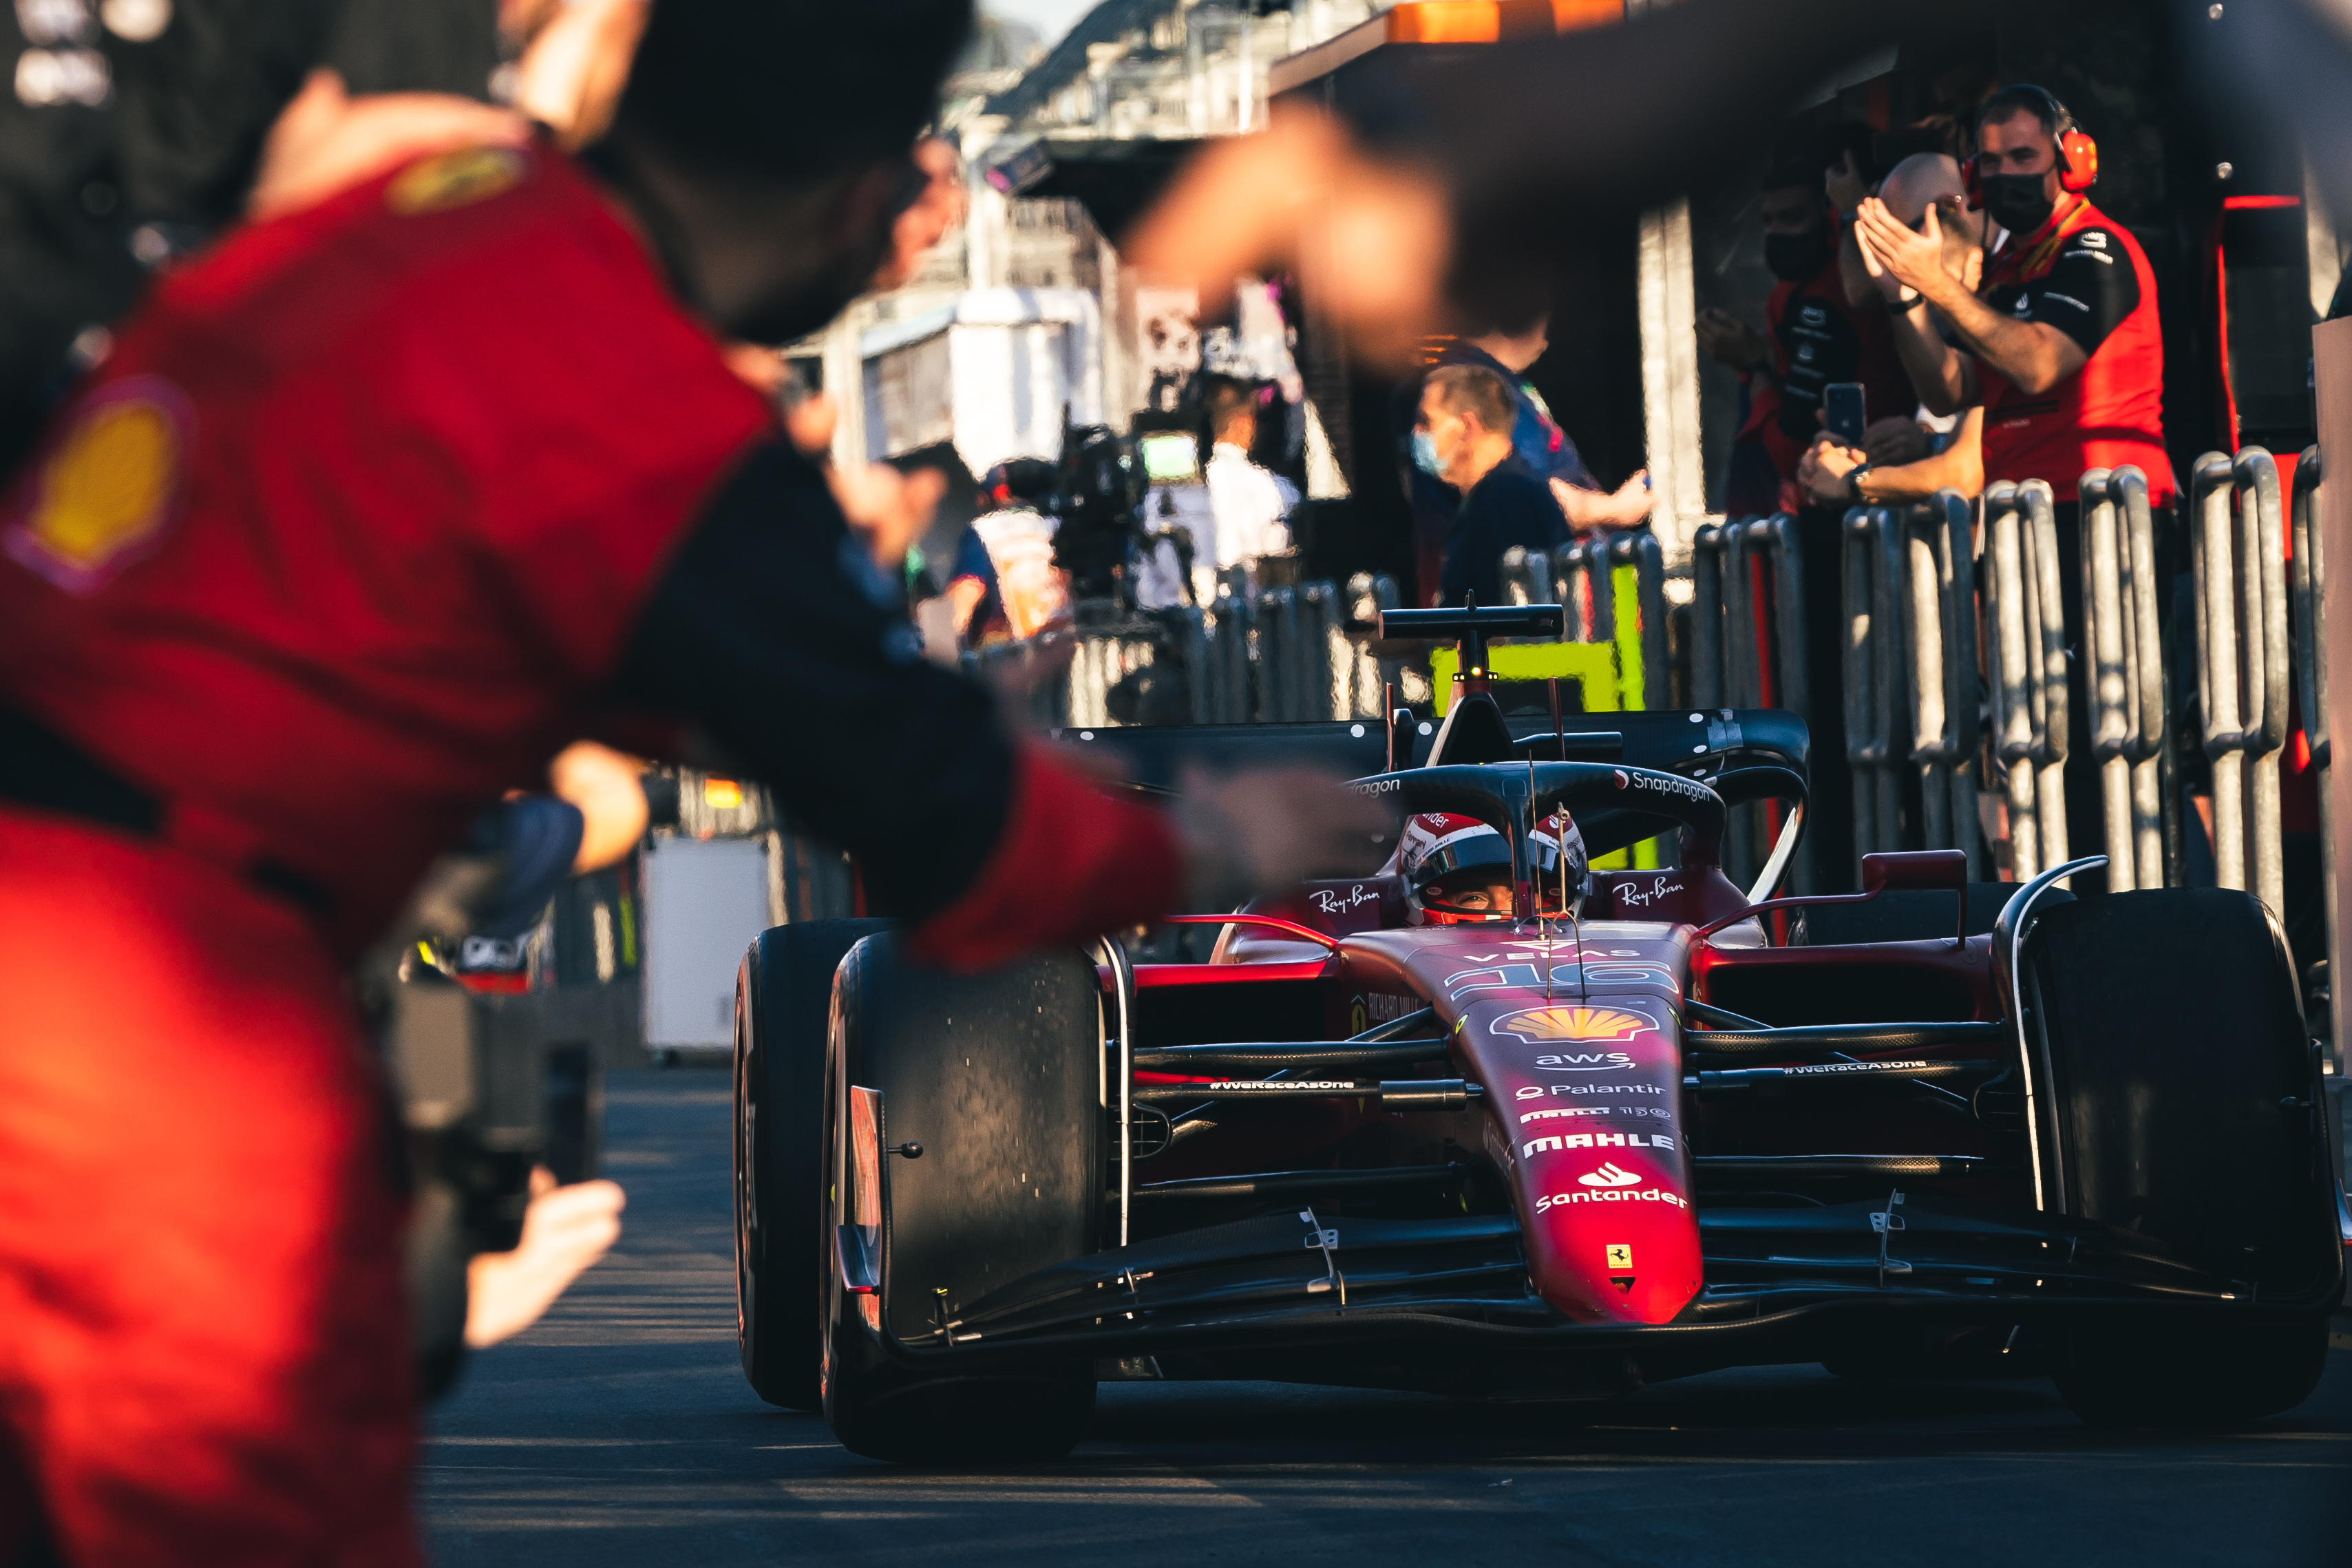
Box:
[820,932,1102,1464]
[2026,888,2340,1428]
[735,919,889,1411]
[2055,1314,2329,1428]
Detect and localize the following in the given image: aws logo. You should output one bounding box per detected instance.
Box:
[1492,1005,1651,1044]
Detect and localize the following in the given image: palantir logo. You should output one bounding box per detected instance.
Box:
[1578,1162,1643,1189]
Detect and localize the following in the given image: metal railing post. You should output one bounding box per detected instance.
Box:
[1498,546,1549,608]
[2191,448,2289,911]
[1842,505,1904,865]
[2238,448,2292,919]
[1691,521,1726,710]
[1609,530,1670,712]
[2293,447,2336,1075]
[1179,606,1214,727]
[1985,482,2057,880]
[1755,513,1811,892]
[2191,452,2245,891]
[2079,467,2170,889]
[1903,491,1982,874]
[1213,582,1253,723]
[1299,580,1337,721]
[1841,505,1874,871]
[2018,481,2071,876]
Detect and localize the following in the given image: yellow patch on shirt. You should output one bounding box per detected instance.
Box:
[3,376,189,591]
[386,146,530,216]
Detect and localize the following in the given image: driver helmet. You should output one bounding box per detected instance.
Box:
[1399,813,1516,923]
[1529,809,1591,920]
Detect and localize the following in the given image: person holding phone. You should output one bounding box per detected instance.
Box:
[1693,150,1911,507]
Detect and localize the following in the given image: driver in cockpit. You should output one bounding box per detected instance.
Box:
[1397,810,1588,924]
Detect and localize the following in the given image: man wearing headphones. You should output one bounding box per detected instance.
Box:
[1850,83,2174,874]
[1848,84,2173,506]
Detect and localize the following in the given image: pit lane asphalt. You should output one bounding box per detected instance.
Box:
[425,1069,2352,1566]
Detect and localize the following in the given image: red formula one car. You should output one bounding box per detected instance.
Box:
[733,604,2346,1462]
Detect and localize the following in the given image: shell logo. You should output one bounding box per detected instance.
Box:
[1492,1005,1651,1043]
[3,376,189,592]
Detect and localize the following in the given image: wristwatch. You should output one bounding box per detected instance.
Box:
[1882,287,1922,311]
[1843,463,1874,505]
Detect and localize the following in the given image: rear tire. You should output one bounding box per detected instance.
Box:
[2055,1315,2329,1428]
[735,920,889,1411]
[2028,889,2340,1428]
[819,932,1102,1463]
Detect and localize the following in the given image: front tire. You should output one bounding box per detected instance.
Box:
[818,933,1101,1463]
[735,920,889,1411]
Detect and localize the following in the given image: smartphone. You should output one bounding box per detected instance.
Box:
[1823,382,1867,446]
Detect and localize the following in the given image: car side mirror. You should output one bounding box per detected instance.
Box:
[1858,849,1969,894]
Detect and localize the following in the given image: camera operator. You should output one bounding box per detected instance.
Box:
[1200,374,1298,582]
[0,1,1391,1560]
[403,741,644,1387]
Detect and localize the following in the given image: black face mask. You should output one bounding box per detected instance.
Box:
[1764,230,1830,283]
[1979,173,2056,239]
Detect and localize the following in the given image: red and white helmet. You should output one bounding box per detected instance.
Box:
[1398,809,1589,924]
[1399,813,1515,923]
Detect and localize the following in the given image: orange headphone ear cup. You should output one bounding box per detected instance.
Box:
[2058,129,2098,193]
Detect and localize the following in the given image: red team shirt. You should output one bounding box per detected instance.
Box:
[0,142,1179,960]
[1975,196,2175,505]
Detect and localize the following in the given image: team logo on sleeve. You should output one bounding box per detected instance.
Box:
[3,376,190,592]
[388,146,531,215]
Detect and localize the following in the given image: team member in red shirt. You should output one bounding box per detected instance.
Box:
[1696,153,1911,509]
[1853,85,2174,507]
[0,1,1382,1560]
[1853,83,2176,876]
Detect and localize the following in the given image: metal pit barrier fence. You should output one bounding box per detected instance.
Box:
[966,572,1407,729]
[2190,447,2291,917]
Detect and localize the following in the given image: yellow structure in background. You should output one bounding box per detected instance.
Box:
[1428,633,1663,871]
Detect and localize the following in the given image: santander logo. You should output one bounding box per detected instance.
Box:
[1578,1162,1644,1189]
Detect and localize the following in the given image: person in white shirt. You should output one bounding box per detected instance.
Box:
[1200,374,1298,578]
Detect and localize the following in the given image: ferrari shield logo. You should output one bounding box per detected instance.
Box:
[1492,1005,1651,1043]
[388,146,530,215]
[3,376,190,593]
[1605,1244,1633,1271]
